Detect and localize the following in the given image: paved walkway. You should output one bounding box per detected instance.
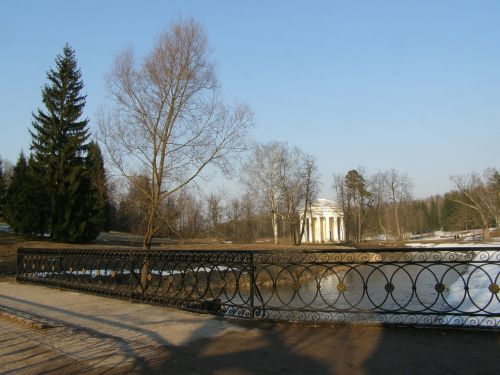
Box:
[0,280,498,374]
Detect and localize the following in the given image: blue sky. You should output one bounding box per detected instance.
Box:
[1,1,499,198]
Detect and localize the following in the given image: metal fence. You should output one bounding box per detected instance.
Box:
[16,247,500,329]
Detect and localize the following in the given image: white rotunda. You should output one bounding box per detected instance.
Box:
[301,199,345,243]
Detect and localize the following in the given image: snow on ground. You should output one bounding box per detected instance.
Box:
[409,228,498,242]
[406,242,500,248]
[0,223,13,233]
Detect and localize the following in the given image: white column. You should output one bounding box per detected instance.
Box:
[326,216,331,242]
[340,216,345,241]
[316,215,320,243]
[299,216,306,243]
[332,215,337,242]
[307,215,312,243]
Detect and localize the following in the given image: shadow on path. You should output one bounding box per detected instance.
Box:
[0,292,331,374]
[362,326,500,374]
[1,289,499,374]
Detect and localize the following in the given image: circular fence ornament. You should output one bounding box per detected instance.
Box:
[488,283,499,294]
[434,283,446,293]
[384,283,395,293]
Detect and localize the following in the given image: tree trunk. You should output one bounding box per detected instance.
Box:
[297,217,305,246]
[297,197,311,246]
[473,209,491,241]
[394,204,401,240]
[290,222,296,246]
[379,220,388,240]
[143,200,156,249]
[141,199,157,291]
[272,211,279,244]
[483,227,491,240]
[139,259,150,292]
[357,206,362,243]
[480,214,491,240]
[375,202,387,240]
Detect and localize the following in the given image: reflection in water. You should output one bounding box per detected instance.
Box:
[251,252,499,326]
[256,263,471,312]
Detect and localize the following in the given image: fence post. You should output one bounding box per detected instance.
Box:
[15,249,21,282]
[129,252,134,302]
[249,253,255,320]
[58,255,62,289]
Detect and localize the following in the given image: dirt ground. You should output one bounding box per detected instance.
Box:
[0,230,355,277]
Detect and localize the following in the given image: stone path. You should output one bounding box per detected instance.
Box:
[0,280,498,374]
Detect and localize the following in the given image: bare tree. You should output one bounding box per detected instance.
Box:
[242,142,319,245]
[450,169,499,240]
[174,189,204,238]
[278,148,319,246]
[206,190,225,238]
[117,175,151,235]
[99,19,253,250]
[296,155,320,245]
[386,169,413,239]
[482,168,500,227]
[240,192,256,241]
[333,173,349,238]
[370,171,389,239]
[242,142,285,244]
[226,197,240,240]
[0,157,13,186]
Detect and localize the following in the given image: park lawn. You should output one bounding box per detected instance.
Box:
[0,231,351,277]
[4,228,498,277]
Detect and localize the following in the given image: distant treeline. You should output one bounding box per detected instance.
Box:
[105,166,499,244]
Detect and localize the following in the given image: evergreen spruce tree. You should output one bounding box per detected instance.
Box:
[30,44,91,242]
[4,153,28,234]
[4,153,47,236]
[0,158,5,219]
[428,199,440,231]
[416,201,429,233]
[85,141,111,239]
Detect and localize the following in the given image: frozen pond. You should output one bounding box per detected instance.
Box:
[251,252,499,326]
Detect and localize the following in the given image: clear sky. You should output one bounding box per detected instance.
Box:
[1,0,499,199]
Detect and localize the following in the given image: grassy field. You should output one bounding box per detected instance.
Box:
[0,230,354,277]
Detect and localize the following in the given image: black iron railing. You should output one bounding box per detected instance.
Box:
[16,247,500,328]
